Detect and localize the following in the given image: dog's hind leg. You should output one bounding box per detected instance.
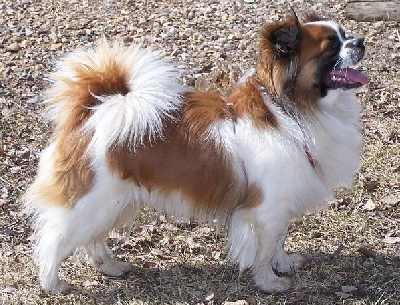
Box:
[85,194,140,277]
[85,237,133,277]
[33,207,76,294]
[32,174,133,293]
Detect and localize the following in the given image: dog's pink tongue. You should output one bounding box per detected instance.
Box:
[329,68,369,85]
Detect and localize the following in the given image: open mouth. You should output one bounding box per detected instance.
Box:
[324,68,368,90]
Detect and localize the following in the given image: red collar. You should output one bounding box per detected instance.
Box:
[304,144,316,169]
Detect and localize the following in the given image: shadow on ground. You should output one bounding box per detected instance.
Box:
[66,251,399,305]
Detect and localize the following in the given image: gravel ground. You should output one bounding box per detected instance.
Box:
[0,0,399,304]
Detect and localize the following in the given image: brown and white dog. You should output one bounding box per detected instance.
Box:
[25,12,368,293]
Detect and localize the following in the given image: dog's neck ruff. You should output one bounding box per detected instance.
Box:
[254,78,317,170]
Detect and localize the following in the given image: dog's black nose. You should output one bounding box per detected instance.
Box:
[355,37,365,47]
[348,37,365,48]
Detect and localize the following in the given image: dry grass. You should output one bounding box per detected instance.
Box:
[0,0,399,304]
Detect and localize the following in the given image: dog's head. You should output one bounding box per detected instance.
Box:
[256,11,368,109]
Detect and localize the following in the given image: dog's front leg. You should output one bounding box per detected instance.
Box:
[271,226,307,275]
[229,208,292,293]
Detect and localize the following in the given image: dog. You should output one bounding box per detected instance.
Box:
[24,11,367,293]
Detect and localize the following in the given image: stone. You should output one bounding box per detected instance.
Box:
[6,43,20,52]
[363,199,376,211]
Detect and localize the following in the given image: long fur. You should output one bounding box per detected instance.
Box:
[24,18,363,294]
[82,43,183,156]
[47,40,182,154]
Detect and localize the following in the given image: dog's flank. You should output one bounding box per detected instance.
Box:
[24,14,365,294]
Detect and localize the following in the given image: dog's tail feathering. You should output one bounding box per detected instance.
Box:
[46,39,182,154]
[25,40,182,209]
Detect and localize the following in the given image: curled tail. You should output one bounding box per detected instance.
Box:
[25,40,182,209]
[46,39,183,153]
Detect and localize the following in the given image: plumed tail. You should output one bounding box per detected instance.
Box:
[45,40,183,154]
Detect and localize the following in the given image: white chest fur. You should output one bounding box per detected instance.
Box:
[218,88,361,217]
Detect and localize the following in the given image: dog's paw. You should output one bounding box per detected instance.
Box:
[254,273,293,293]
[272,253,307,275]
[98,260,133,277]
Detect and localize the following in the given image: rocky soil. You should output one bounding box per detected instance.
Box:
[0,0,399,304]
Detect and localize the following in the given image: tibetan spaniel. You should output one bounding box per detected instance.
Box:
[25,11,367,293]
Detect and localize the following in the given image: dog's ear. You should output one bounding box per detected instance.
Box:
[271,20,300,56]
[261,11,301,57]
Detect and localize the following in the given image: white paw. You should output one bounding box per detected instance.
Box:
[43,279,72,294]
[98,260,133,277]
[272,253,307,275]
[254,272,292,293]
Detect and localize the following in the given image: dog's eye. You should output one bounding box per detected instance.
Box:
[339,27,346,39]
